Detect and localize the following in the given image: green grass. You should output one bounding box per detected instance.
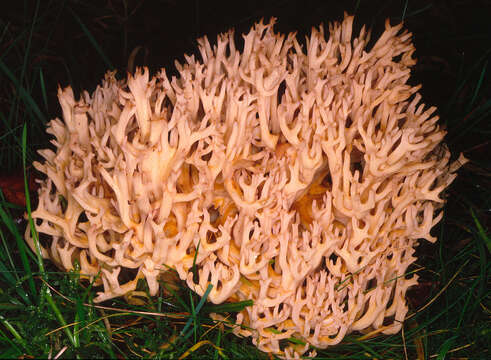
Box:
[1,0,490,359]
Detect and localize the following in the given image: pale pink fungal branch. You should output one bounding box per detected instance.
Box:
[26,13,466,358]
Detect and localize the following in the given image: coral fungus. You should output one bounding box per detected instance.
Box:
[27,13,466,358]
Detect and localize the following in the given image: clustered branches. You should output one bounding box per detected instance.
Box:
[27,13,465,358]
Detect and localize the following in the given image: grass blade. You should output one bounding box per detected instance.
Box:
[469,59,487,109]
[67,7,113,69]
[180,284,213,340]
[0,59,46,124]
[0,204,35,299]
[470,208,491,253]
[202,299,253,314]
[39,68,49,112]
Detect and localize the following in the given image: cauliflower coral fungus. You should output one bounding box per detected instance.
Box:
[27,13,466,358]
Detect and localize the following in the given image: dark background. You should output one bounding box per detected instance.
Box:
[3,0,490,160]
[3,1,490,104]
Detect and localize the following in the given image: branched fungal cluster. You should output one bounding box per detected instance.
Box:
[27,14,465,358]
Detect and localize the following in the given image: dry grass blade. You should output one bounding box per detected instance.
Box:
[406,259,470,320]
[178,340,224,360]
[39,277,189,319]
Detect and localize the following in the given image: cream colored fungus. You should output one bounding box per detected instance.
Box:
[27,13,466,358]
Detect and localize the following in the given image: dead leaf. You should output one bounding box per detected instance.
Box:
[0,170,37,207]
[407,281,438,309]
